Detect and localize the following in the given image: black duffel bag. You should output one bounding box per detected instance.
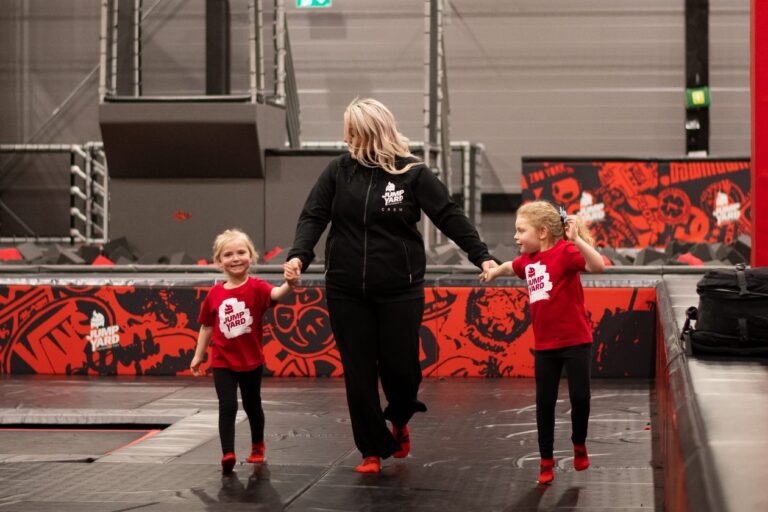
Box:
[681,264,768,356]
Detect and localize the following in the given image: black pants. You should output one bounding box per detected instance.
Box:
[213,366,264,455]
[326,294,427,459]
[534,343,592,459]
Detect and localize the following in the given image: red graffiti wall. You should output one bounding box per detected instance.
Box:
[0,284,656,378]
[521,159,751,247]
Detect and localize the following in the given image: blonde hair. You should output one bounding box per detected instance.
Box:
[343,97,421,175]
[212,228,258,263]
[517,201,594,246]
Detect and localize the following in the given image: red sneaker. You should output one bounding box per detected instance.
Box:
[538,458,555,485]
[573,443,590,471]
[221,452,237,474]
[392,425,410,458]
[246,441,265,463]
[355,456,381,473]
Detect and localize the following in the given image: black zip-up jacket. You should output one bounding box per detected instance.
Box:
[287,153,492,298]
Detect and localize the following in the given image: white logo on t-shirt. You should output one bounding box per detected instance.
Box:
[525,262,553,303]
[218,297,254,339]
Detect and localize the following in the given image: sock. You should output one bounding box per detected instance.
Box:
[221,452,237,474]
[246,441,265,463]
[573,443,590,471]
[538,458,555,485]
[355,456,381,473]
[392,424,410,458]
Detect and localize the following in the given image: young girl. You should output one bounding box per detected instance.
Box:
[481,201,605,485]
[191,228,298,474]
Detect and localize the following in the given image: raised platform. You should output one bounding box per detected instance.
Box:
[656,275,768,512]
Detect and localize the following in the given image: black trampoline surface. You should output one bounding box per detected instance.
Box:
[0,376,661,511]
[0,428,156,458]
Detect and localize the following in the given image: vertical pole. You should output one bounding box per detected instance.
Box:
[274,0,286,105]
[422,0,437,251]
[134,0,142,96]
[110,0,119,96]
[116,0,135,95]
[752,0,768,266]
[69,150,76,245]
[685,0,709,155]
[257,0,265,98]
[423,0,431,169]
[248,0,257,102]
[206,0,231,95]
[84,147,93,241]
[99,0,109,101]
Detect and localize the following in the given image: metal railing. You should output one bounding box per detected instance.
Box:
[0,144,108,245]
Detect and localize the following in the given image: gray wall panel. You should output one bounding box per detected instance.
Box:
[0,0,751,245]
[109,178,265,261]
[264,153,334,263]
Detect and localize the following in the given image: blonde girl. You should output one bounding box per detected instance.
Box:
[191,228,298,473]
[481,201,605,484]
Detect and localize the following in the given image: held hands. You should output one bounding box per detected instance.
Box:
[283,258,303,288]
[479,259,498,283]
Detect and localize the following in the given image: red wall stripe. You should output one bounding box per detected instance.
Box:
[752,0,768,266]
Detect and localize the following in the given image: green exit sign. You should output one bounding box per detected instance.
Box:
[297,0,332,7]
[686,87,710,108]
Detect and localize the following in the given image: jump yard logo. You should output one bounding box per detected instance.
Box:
[86,311,121,352]
[219,298,254,339]
[713,191,741,226]
[382,182,405,206]
[577,191,605,223]
[525,262,553,303]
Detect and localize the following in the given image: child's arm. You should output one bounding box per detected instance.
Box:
[270,281,294,302]
[190,326,212,376]
[480,261,515,282]
[572,236,604,273]
[565,217,605,273]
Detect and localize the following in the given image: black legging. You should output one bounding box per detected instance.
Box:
[326,294,427,459]
[213,366,264,455]
[534,343,592,459]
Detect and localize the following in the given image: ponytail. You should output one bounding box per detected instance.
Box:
[517,200,595,246]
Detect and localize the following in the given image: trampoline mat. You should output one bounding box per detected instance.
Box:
[0,428,159,456]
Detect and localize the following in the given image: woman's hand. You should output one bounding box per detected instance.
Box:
[479,259,498,282]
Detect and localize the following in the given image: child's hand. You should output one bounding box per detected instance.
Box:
[479,265,498,283]
[480,260,505,283]
[190,355,204,376]
[283,261,301,287]
[564,215,578,241]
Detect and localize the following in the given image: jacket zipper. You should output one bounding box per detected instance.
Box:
[402,240,412,284]
[325,239,334,274]
[362,168,374,292]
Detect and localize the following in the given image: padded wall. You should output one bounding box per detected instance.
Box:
[0,283,656,378]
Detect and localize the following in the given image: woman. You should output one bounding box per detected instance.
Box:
[284,98,496,473]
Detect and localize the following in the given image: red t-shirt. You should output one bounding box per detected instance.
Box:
[197,277,276,372]
[512,239,592,351]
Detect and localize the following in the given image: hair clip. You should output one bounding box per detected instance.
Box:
[558,206,568,224]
